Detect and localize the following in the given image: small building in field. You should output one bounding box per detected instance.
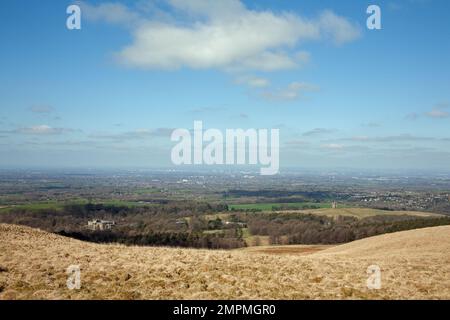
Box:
[332,201,338,209]
[175,219,188,226]
[224,221,247,228]
[87,219,116,231]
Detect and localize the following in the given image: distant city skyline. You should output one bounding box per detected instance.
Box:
[1,0,449,170]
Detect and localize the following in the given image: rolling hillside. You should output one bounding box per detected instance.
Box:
[275,207,445,218]
[0,224,449,300]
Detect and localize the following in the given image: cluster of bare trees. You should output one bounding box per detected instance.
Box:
[244,212,450,244]
[0,202,246,249]
[3,202,450,249]
[59,229,246,249]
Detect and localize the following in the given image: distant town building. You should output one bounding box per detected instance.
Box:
[175,219,188,226]
[224,221,247,228]
[332,201,338,209]
[87,219,115,231]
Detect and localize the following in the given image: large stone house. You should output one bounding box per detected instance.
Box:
[87,219,116,231]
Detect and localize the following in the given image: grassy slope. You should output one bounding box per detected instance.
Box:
[0,224,449,300]
[274,207,444,218]
[229,202,332,210]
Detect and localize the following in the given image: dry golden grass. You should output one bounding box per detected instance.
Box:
[0,223,449,300]
[239,244,334,256]
[277,207,444,219]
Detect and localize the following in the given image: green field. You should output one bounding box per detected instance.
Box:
[301,208,443,219]
[0,202,64,212]
[229,202,332,211]
[0,199,154,213]
[133,188,161,195]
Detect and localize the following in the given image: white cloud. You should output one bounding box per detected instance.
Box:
[235,75,270,88]
[118,17,305,71]
[318,10,362,45]
[16,125,70,135]
[82,0,361,72]
[285,139,308,146]
[337,134,435,143]
[262,82,319,101]
[167,0,245,20]
[406,103,449,120]
[303,128,337,137]
[361,121,381,127]
[89,128,175,141]
[78,1,142,26]
[295,51,311,66]
[322,143,344,150]
[426,107,449,119]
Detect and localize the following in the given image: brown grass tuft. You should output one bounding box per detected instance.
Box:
[0,224,449,300]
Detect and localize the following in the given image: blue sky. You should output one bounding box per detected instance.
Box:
[0,0,449,170]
